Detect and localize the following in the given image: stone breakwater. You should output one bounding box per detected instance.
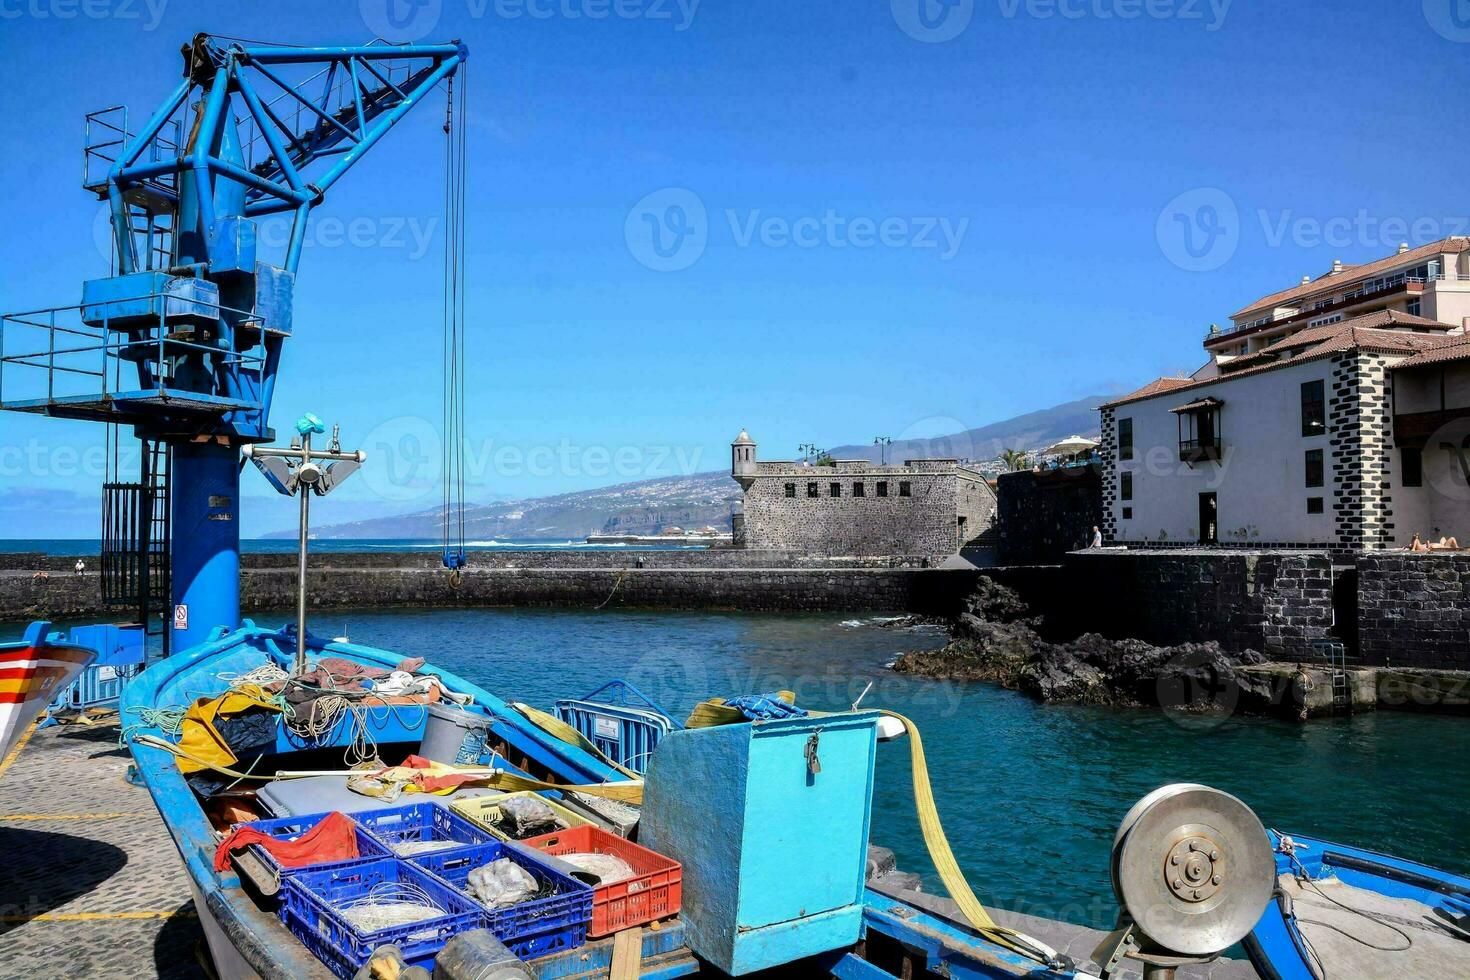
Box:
[894,576,1470,721]
[0,550,982,623]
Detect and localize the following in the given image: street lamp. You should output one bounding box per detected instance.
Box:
[874,436,892,465]
[799,443,817,464]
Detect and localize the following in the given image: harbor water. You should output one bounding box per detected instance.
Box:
[8,605,1467,930]
[267,607,1470,928]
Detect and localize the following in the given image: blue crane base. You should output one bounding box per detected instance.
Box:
[170,441,241,651]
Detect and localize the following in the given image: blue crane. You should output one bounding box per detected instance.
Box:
[0,33,468,652]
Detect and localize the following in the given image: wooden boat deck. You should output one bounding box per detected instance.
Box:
[0,716,207,978]
[1281,873,1470,978]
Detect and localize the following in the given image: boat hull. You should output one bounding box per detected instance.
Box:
[0,622,96,763]
[1244,831,1470,980]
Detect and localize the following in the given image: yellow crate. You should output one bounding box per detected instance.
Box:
[449,791,597,842]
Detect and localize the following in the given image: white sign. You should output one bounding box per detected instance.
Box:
[594,715,620,740]
[97,666,118,682]
[173,604,188,631]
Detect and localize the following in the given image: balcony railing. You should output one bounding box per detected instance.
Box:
[1207,271,1469,343]
[1179,439,1223,463]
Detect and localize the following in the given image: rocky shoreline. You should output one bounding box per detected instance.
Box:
[893,577,1319,720]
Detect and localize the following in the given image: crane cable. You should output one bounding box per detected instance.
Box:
[441,67,468,577]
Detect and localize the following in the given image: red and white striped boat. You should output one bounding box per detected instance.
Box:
[0,621,95,763]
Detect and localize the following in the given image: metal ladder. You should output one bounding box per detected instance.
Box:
[1311,639,1351,711]
[101,439,170,653]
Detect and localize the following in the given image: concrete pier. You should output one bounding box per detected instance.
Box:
[0,718,205,978]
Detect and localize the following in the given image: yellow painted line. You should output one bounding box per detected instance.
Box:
[0,720,38,780]
[0,811,150,821]
[0,910,197,922]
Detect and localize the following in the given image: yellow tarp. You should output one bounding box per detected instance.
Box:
[174,685,281,775]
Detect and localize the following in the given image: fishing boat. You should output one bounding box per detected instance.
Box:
[119,620,1053,978]
[1244,830,1470,980]
[0,621,96,762]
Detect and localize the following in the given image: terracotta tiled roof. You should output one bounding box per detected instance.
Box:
[1101,377,1193,408]
[1231,238,1470,319]
[1105,311,1464,409]
[1391,335,1470,371]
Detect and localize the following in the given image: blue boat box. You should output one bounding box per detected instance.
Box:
[641,709,879,976]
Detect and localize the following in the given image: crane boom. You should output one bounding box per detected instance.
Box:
[0,34,467,652]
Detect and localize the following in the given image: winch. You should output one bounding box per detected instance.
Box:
[1094,783,1275,980]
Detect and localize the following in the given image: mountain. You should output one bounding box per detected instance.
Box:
[823,396,1106,464]
[273,395,1107,540]
[265,472,740,541]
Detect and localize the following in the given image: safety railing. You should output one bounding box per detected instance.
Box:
[83,105,183,196]
[0,295,268,414]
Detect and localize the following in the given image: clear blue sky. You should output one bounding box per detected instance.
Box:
[2,0,1468,536]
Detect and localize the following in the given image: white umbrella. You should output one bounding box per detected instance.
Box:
[1042,435,1099,456]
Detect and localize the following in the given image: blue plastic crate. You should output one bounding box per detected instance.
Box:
[351,802,493,858]
[414,841,592,960]
[281,858,481,979]
[229,810,392,880]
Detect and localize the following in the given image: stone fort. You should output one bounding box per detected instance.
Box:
[730,430,998,557]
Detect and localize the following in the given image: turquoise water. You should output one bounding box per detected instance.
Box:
[325,607,1470,929]
[12,606,1468,928]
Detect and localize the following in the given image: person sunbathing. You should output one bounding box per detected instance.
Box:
[1413,533,1462,551]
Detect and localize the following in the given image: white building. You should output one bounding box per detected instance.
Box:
[1102,239,1470,551]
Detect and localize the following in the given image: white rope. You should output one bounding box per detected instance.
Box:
[336,880,446,932]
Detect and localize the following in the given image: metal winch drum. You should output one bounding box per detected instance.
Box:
[1109,783,1275,960]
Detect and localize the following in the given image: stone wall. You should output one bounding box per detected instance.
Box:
[1061,549,1335,657]
[0,561,982,623]
[740,463,994,557]
[997,464,1102,565]
[1358,553,1470,670]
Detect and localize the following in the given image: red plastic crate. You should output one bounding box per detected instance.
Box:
[520,825,681,936]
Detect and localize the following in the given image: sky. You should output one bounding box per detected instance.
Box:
[2,0,1469,536]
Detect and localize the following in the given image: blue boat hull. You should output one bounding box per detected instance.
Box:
[121,622,1067,979]
[1244,831,1470,980]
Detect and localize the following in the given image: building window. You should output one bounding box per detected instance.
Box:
[1118,417,1134,461]
[1121,472,1133,501]
[1122,507,1133,520]
[876,481,889,497]
[1307,497,1324,515]
[1305,449,1324,489]
[1407,297,1422,317]
[784,482,796,498]
[853,482,865,497]
[1402,448,1423,488]
[1176,400,1222,463]
[899,481,912,497]
[1301,380,1325,437]
[829,482,841,498]
[807,482,819,498]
